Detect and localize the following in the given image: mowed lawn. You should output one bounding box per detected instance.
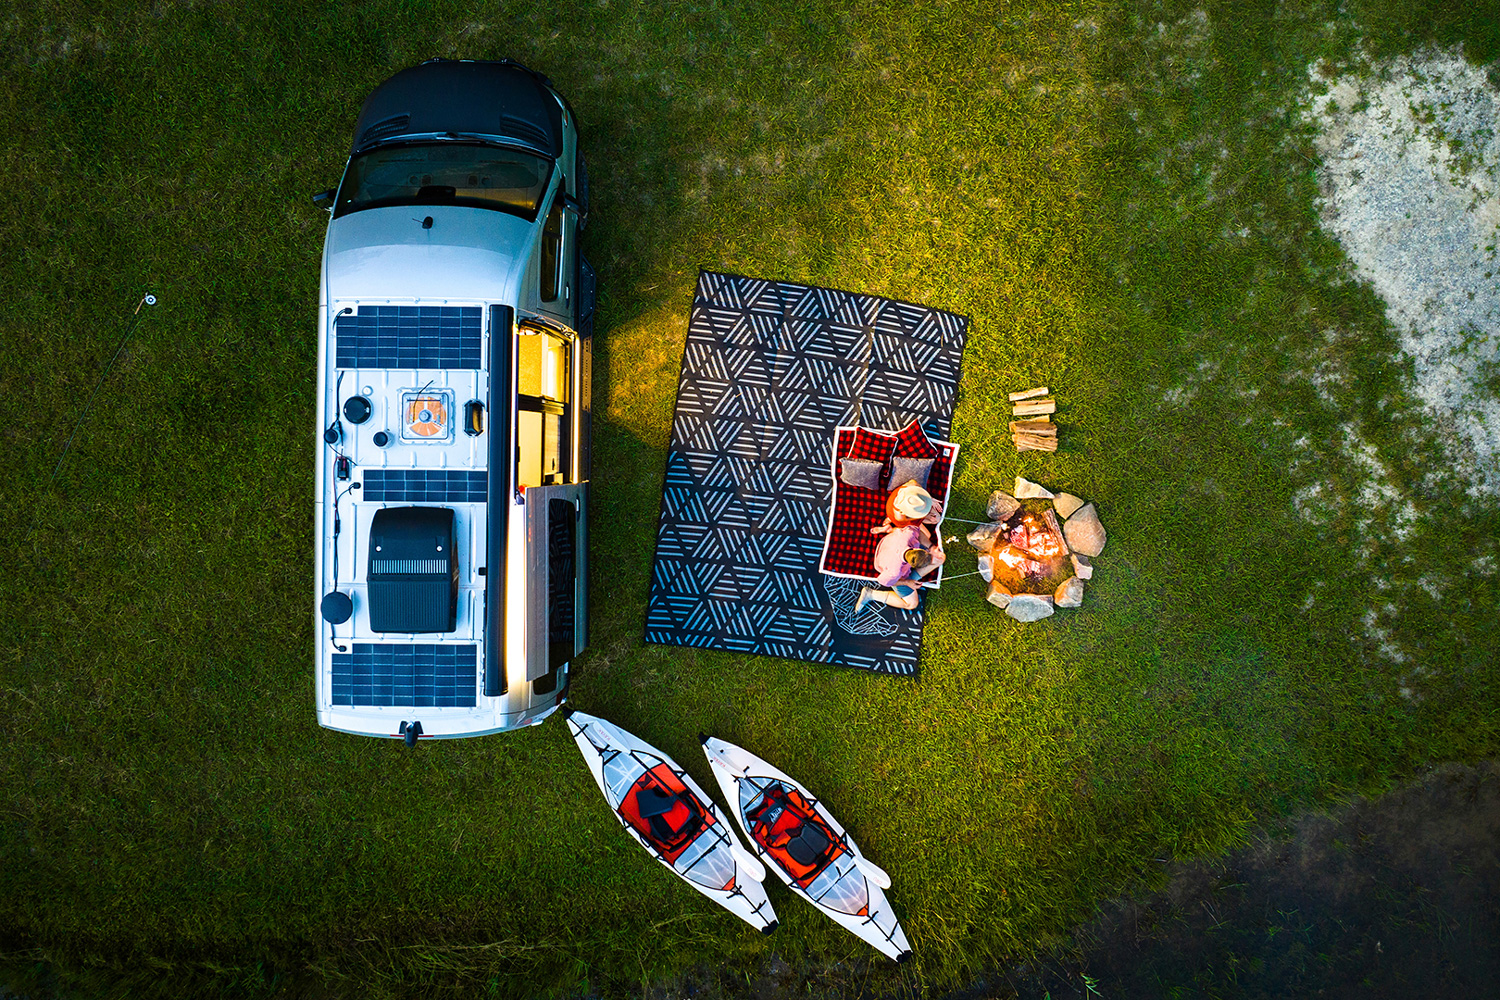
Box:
[3,1,1498,997]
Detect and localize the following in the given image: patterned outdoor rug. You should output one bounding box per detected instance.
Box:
[644,271,968,676]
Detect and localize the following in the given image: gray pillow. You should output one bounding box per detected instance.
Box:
[888,455,934,491]
[839,457,884,490]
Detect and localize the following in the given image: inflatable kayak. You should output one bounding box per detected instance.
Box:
[566,710,777,933]
[701,736,911,962]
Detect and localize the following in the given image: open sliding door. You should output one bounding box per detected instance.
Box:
[522,483,588,693]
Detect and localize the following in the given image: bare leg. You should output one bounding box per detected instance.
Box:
[856,585,920,611]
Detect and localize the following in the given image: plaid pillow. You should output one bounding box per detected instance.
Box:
[892,419,938,460]
[847,426,897,463]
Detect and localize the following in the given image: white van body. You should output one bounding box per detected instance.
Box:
[312,60,593,741]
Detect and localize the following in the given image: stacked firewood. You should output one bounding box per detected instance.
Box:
[1009,386,1057,452]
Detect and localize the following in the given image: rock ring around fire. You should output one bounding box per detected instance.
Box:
[967,477,1106,623]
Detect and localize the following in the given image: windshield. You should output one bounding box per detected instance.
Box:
[334,142,553,221]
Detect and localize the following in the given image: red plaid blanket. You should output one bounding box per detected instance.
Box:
[818,422,958,583]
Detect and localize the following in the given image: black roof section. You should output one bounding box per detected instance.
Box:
[351,59,564,157]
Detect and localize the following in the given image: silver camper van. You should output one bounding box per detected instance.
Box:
[312,59,593,742]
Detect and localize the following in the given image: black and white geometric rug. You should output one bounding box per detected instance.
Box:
[643,272,968,677]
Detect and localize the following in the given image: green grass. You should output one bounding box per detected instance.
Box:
[3,1,1498,997]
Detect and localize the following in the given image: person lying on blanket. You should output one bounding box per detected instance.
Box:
[870,480,944,535]
[855,522,946,612]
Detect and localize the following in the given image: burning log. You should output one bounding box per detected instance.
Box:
[1043,510,1069,553]
[1017,512,1065,561]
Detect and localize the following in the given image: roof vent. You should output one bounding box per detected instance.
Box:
[495,115,550,152]
[357,113,412,147]
[367,506,457,633]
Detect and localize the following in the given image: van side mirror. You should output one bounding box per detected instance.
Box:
[311,189,336,212]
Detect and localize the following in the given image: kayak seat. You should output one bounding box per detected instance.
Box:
[784,822,831,868]
[638,787,678,819]
[637,785,704,844]
[639,787,682,841]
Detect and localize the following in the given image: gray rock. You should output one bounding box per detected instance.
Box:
[1014,476,1055,500]
[967,522,1004,551]
[986,581,1013,608]
[1005,594,1055,622]
[1053,492,1086,518]
[987,490,1021,521]
[1063,503,1106,557]
[1055,576,1085,608]
[1070,553,1094,580]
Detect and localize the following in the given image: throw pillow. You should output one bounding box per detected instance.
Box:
[888,455,934,491]
[839,457,885,490]
[892,419,938,459]
[848,426,898,464]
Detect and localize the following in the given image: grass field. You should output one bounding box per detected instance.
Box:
[3,1,1499,997]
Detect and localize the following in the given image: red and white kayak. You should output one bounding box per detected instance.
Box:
[701,736,911,962]
[566,710,777,933]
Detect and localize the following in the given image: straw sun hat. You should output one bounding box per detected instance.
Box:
[889,480,935,521]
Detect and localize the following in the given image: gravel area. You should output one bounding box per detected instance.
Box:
[1305,47,1500,497]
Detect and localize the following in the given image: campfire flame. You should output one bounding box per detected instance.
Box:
[1007,513,1064,561]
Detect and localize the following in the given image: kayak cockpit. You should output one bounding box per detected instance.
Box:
[622,765,708,856]
[746,784,848,887]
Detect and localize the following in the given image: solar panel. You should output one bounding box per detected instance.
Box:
[335,305,483,369]
[331,644,478,707]
[362,469,487,503]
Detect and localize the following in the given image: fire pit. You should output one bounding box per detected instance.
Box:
[966,477,1106,622]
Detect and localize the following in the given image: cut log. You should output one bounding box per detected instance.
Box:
[1012,400,1057,417]
[1043,509,1069,553]
[1007,386,1050,402]
[1009,420,1057,435]
[1013,436,1059,452]
[1013,431,1058,447]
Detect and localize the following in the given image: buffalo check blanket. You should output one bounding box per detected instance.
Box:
[645,271,968,677]
[819,426,958,582]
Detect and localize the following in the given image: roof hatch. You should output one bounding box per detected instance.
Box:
[367,506,459,633]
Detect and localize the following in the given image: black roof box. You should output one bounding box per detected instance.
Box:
[351,59,564,157]
[367,506,458,634]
